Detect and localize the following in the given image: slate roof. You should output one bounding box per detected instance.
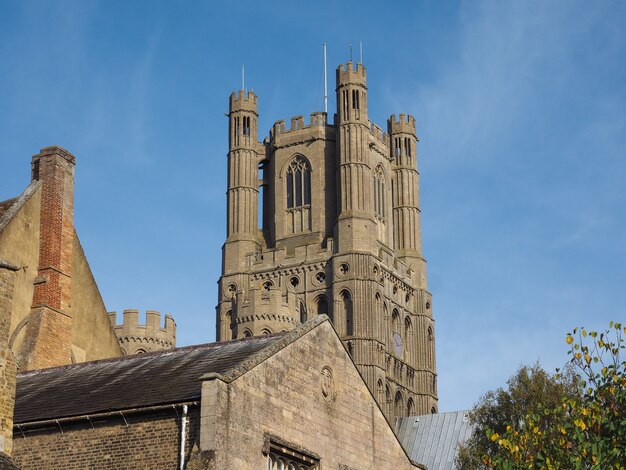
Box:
[396,411,474,470]
[14,334,284,424]
[0,197,18,218]
[0,181,39,234]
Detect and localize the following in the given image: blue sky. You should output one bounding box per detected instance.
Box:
[1,1,624,412]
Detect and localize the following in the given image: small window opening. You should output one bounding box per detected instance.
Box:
[342,291,353,336]
[317,297,328,316]
[299,303,307,323]
[243,116,251,136]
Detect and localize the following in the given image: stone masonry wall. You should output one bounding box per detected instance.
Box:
[201,321,420,469]
[12,406,199,470]
[0,261,18,457]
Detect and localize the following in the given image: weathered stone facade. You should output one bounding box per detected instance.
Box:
[0,260,18,459]
[201,319,422,469]
[217,62,437,419]
[108,309,176,355]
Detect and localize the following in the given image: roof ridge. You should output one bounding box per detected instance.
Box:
[209,314,330,383]
[17,333,286,378]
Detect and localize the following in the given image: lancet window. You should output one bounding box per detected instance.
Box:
[373,165,386,220]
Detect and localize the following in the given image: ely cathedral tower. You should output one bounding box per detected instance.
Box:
[217,62,437,419]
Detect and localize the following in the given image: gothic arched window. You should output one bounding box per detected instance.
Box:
[407,398,415,416]
[286,156,311,209]
[285,156,312,233]
[394,391,405,418]
[316,296,328,316]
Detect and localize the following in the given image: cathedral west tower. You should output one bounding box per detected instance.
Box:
[217,62,437,420]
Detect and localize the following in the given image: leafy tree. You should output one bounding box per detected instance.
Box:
[455,363,579,469]
[484,322,626,469]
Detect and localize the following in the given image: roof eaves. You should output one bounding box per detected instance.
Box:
[0,181,41,234]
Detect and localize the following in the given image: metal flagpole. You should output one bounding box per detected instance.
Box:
[323,43,328,114]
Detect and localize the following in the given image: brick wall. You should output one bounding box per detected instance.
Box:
[12,406,199,470]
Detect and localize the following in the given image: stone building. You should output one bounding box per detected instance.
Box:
[10,317,422,469]
[217,62,437,420]
[0,60,439,469]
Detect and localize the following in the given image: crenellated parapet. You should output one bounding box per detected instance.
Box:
[108,309,176,355]
[229,90,258,114]
[387,113,416,136]
[269,112,329,140]
[230,283,300,337]
[336,61,367,87]
[369,122,390,150]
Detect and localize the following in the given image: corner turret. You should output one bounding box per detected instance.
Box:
[108,309,176,355]
[336,62,368,123]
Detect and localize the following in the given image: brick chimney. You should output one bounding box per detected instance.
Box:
[0,260,18,457]
[21,146,76,370]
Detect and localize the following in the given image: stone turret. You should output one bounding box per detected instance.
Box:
[388,114,427,289]
[108,310,176,355]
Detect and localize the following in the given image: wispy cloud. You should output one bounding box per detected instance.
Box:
[400,1,626,410]
[124,30,162,168]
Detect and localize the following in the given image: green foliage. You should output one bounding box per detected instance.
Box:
[484,322,626,469]
[455,364,579,469]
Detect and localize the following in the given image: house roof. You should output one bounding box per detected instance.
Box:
[15,334,282,424]
[0,197,18,218]
[396,411,474,470]
[0,181,40,234]
[14,315,330,424]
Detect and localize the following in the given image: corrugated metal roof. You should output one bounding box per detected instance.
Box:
[14,334,282,424]
[396,411,474,470]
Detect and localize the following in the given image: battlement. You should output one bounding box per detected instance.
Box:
[387,113,416,135]
[370,122,390,147]
[336,61,367,87]
[231,283,301,335]
[230,90,258,113]
[108,309,176,355]
[269,112,329,139]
